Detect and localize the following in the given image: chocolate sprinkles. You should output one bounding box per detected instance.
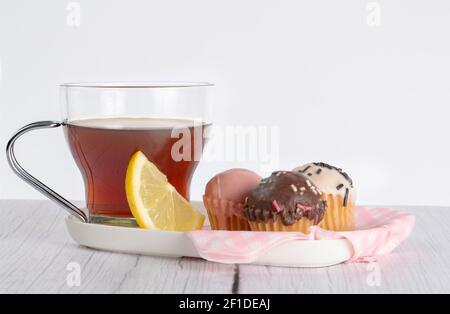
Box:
[316,169,322,174]
[336,184,344,190]
[343,188,349,207]
[313,162,353,187]
[301,165,311,173]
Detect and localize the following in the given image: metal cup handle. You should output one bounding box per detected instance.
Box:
[6,121,88,223]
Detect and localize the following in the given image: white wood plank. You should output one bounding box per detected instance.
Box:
[0,200,235,294]
[1,201,449,293]
[238,206,450,294]
[111,257,235,294]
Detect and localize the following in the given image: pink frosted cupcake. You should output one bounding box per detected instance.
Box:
[203,169,261,231]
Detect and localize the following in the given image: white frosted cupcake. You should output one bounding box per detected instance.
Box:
[293,162,356,231]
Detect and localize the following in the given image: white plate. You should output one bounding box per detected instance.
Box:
[66,201,353,268]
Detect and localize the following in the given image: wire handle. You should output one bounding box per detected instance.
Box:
[6,121,88,222]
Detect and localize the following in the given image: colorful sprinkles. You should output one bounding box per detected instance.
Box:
[245,171,328,227]
[297,203,312,212]
[314,214,319,225]
[272,200,282,213]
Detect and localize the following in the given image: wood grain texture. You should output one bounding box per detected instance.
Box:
[0,200,449,294]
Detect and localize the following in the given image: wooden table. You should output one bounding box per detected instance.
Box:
[0,200,448,294]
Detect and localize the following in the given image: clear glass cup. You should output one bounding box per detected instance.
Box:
[7,82,213,226]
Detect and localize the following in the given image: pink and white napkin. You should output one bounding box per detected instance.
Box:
[187,206,415,264]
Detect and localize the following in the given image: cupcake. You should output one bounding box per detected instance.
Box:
[293,162,355,231]
[244,171,326,233]
[203,169,261,231]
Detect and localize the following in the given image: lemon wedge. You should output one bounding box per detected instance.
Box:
[125,151,205,231]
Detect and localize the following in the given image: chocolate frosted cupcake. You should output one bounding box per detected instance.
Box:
[244,171,326,233]
[293,162,355,231]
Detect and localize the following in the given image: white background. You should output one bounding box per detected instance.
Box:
[0,0,449,206]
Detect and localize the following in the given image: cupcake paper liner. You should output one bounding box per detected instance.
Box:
[203,192,355,232]
[248,217,314,234]
[319,193,355,231]
[203,196,250,231]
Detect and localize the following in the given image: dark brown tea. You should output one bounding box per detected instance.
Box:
[64,117,210,220]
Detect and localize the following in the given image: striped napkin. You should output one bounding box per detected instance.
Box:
[187,206,415,264]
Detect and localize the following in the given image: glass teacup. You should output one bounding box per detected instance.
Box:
[6,82,212,226]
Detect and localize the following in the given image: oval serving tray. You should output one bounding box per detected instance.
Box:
[66,201,353,268]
